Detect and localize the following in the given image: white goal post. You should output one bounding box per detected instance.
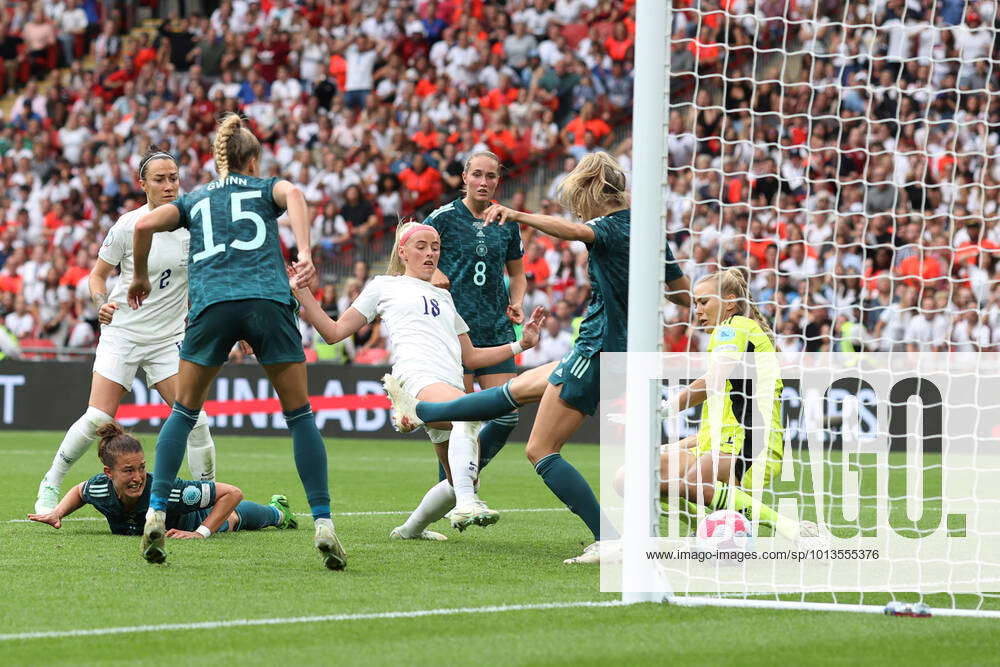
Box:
[622,0,1000,618]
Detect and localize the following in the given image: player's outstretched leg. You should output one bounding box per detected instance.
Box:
[36,406,114,513]
[383,374,521,430]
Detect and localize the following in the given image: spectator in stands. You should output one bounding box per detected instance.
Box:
[5,294,35,339]
[22,10,57,80]
[398,154,442,216]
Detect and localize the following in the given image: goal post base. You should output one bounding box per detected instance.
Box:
[664,595,1000,619]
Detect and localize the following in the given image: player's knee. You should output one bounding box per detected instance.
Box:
[524,440,557,465]
[83,405,113,429]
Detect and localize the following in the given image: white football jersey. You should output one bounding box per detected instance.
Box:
[351,275,469,386]
[99,204,190,344]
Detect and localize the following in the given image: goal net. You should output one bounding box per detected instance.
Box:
[616,0,1000,617]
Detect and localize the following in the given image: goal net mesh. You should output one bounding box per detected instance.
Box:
[646,0,1000,613]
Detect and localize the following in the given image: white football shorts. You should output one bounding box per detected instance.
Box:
[93,328,185,389]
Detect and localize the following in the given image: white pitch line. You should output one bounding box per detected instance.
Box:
[6,507,567,523]
[0,600,625,642]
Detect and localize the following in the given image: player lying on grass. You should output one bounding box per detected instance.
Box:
[291,221,544,536]
[384,152,691,564]
[28,422,296,537]
[617,268,819,542]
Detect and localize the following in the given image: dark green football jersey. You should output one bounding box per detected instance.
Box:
[574,209,684,357]
[81,473,217,536]
[424,198,523,346]
[172,173,295,320]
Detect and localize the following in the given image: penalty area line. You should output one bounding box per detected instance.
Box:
[0,600,625,642]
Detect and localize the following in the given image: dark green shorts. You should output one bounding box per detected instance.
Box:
[548,348,599,416]
[181,299,305,367]
[463,357,517,377]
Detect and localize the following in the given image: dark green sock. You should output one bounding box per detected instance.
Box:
[479,412,518,470]
[416,382,520,423]
[284,405,330,520]
[232,500,283,531]
[535,453,615,541]
[149,402,199,511]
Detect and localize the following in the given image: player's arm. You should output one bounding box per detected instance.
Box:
[167,483,242,539]
[506,258,526,324]
[89,258,121,324]
[293,282,368,344]
[273,180,315,286]
[482,204,596,243]
[128,205,182,308]
[665,275,691,307]
[27,483,85,529]
[460,306,545,369]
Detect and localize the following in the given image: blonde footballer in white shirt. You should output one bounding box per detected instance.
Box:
[293,222,544,535]
[34,149,216,514]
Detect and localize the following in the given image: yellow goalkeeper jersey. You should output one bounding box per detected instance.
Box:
[697,315,784,488]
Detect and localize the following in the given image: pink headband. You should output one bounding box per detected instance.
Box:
[399,224,438,247]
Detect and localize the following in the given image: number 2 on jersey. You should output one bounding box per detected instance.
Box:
[158,269,171,289]
[191,191,266,263]
[421,296,440,317]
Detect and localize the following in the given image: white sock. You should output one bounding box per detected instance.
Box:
[43,406,113,488]
[186,411,216,481]
[398,480,456,537]
[448,422,479,506]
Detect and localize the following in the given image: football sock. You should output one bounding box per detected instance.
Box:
[43,406,112,488]
[447,422,479,506]
[478,412,518,470]
[535,453,614,541]
[186,410,216,481]
[232,500,283,531]
[708,481,797,539]
[416,382,520,423]
[284,405,331,520]
[149,402,199,511]
[438,461,447,482]
[398,480,455,537]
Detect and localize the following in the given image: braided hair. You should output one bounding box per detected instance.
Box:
[213,113,260,180]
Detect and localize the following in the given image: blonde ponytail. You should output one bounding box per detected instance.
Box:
[213,113,260,180]
[698,268,775,344]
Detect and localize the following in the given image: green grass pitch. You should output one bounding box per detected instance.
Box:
[2,431,998,665]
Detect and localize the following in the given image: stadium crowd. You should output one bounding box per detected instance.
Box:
[656,0,1000,358]
[1,0,996,366]
[0,0,633,361]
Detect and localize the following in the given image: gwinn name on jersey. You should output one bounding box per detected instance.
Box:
[173,174,296,321]
[99,204,189,344]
